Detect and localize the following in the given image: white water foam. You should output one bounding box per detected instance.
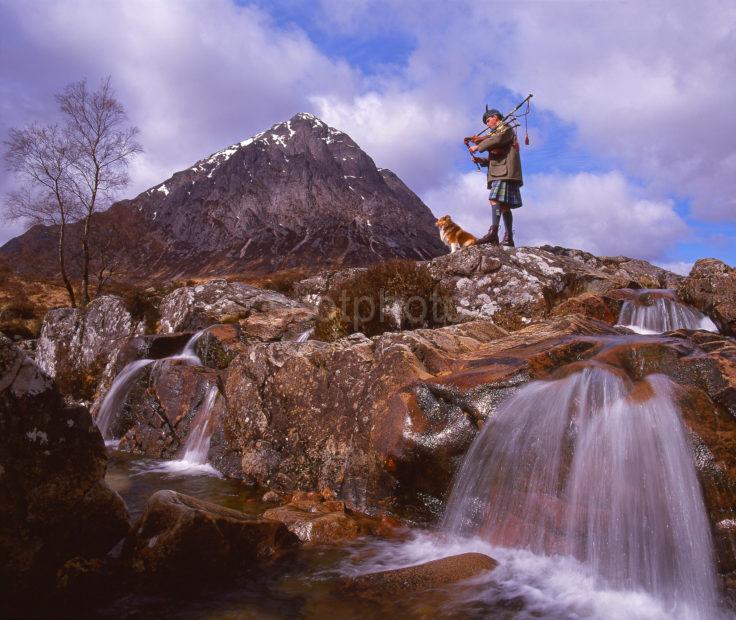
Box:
[97,359,154,439]
[126,456,222,478]
[335,531,705,619]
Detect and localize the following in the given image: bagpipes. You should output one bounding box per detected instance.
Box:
[464,93,533,170]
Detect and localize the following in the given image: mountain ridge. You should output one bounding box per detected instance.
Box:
[1,112,447,282]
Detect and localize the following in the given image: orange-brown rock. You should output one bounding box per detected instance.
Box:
[263,495,382,544]
[550,291,625,324]
[221,320,508,509]
[341,552,497,596]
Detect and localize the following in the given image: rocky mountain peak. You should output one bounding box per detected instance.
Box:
[1,113,447,281]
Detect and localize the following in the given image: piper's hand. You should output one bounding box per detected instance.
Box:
[471,135,484,144]
[469,145,478,153]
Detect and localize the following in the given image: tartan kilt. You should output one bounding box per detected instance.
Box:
[488,180,523,208]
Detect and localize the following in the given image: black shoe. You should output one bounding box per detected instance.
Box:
[501,230,515,247]
[477,225,500,245]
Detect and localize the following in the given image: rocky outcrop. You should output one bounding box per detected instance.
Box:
[294,245,680,333]
[429,245,681,329]
[219,319,508,507]
[123,490,297,590]
[35,295,139,399]
[678,258,736,336]
[0,335,130,611]
[159,279,312,336]
[116,360,222,459]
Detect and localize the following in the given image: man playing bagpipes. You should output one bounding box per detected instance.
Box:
[465,96,531,247]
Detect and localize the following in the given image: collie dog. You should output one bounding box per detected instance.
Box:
[435,215,477,253]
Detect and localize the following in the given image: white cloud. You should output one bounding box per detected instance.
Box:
[652,261,693,277]
[312,1,736,222]
[311,91,466,191]
[0,0,359,239]
[423,170,688,261]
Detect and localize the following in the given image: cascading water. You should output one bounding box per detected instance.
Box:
[181,384,219,464]
[295,327,314,343]
[443,366,721,618]
[168,330,204,364]
[97,359,154,441]
[616,289,717,334]
[96,331,204,440]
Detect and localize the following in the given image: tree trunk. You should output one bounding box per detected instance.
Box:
[81,212,91,307]
[58,216,76,308]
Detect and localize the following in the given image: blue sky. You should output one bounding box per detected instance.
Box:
[1,0,734,273]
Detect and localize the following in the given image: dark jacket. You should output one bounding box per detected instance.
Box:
[477,124,523,187]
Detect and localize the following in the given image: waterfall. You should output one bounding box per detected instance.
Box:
[168,330,204,364]
[97,331,204,440]
[616,289,717,334]
[97,359,154,440]
[181,385,219,464]
[443,366,720,617]
[295,327,314,342]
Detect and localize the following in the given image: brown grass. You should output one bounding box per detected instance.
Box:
[314,259,455,341]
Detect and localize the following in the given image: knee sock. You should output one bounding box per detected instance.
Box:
[491,204,501,227]
[502,209,513,233]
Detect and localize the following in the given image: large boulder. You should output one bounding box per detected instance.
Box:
[0,336,130,611]
[159,279,314,338]
[123,490,297,590]
[220,319,512,508]
[678,258,736,336]
[35,295,140,400]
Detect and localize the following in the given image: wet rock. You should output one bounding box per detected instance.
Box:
[117,360,222,458]
[34,295,140,399]
[0,335,130,610]
[90,332,196,418]
[385,315,619,518]
[124,490,297,589]
[55,556,125,608]
[263,495,382,543]
[678,258,736,336]
[550,291,626,324]
[159,279,310,334]
[196,323,244,369]
[341,552,497,596]
[262,490,282,503]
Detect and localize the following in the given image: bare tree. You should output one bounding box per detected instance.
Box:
[4,124,79,306]
[57,77,142,307]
